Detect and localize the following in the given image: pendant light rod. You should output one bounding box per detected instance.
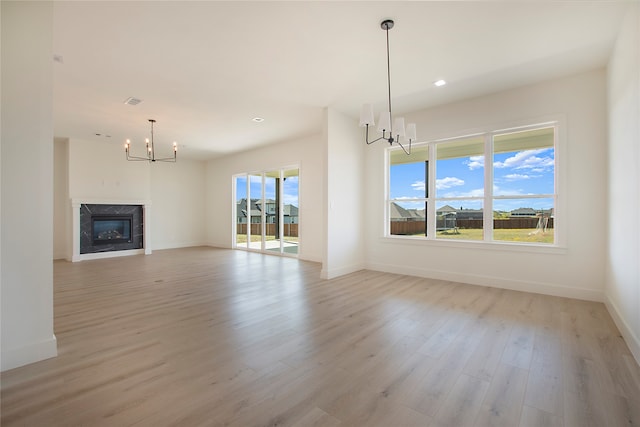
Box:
[360,19,415,155]
[149,119,156,160]
[383,19,393,140]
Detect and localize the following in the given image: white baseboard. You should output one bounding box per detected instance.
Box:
[604,294,640,365]
[321,263,365,280]
[151,241,207,251]
[1,335,57,372]
[206,241,232,249]
[364,261,603,302]
[72,248,145,262]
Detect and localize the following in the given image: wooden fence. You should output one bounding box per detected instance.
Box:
[239,219,552,236]
[237,223,298,237]
[390,218,553,235]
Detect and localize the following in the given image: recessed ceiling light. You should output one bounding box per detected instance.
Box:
[252,117,265,123]
[434,79,447,87]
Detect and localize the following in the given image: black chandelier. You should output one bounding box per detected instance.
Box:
[360,19,416,155]
[125,119,177,163]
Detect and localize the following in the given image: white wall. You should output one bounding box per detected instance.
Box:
[365,70,608,302]
[606,3,640,362]
[150,160,206,250]
[53,138,69,260]
[68,138,151,201]
[205,133,324,263]
[1,1,58,371]
[60,138,206,254]
[322,108,365,278]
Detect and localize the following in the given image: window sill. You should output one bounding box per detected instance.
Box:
[379,235,568,255]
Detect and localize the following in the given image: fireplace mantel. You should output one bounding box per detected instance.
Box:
[71,199,152,262]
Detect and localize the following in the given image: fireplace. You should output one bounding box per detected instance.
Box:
[71,199,151,261]
[91,215,133,245]
[79,204,144,255]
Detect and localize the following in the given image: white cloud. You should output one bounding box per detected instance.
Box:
[466,156,484,170]
[494,149,554,170]
[283,193,299,205]
[493,184,534,197]
[392,199,425,209]
[504,173,536,181]
[439,188,484,198]
[411,180,426,192]
[436,177,464,190]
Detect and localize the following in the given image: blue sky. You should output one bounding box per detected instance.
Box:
[391,147,554,211]
[235,175,299,206]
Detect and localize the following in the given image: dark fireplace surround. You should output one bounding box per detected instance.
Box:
[80,204,143,254]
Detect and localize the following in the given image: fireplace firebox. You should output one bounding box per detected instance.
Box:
[91,215,133,245]
[79,203,143,255]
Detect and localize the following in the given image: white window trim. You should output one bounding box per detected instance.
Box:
[384,117,566,251]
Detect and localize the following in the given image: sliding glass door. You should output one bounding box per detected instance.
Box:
[233,167,299,256]
[235,175,248,249]
[282,169,299,255]
[264,170,279,252]
[248,174,263,250]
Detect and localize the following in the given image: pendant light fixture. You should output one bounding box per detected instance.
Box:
[125,119,177,163]
[360,19,416,155]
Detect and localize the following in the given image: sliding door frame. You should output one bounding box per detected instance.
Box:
[233,165,299,257]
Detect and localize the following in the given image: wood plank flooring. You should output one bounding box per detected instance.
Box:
[1,247,639,426]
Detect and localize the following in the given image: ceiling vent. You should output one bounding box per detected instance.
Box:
[124,97,143,106]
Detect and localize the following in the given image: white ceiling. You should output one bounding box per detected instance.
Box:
[52,1,632,160]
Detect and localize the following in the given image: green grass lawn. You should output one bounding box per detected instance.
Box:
[400,228,554,244]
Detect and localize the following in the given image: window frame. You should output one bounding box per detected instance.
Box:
[385,119,565,252]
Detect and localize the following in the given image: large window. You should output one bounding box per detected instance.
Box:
[388,123,557,245]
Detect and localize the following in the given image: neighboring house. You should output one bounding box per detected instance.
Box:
[434,205,482,220]
[510,207,538,217]
[389,203,429,222]
[237,198,298,224]
[390,203,426,222]
[456,208,483,220]
[236,198,264,224]
[283,204,299,224]
[236,198,248,224]
[390,202,414,221]
[437,205,458,216]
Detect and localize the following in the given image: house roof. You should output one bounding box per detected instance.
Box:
[408,209,425,219]
[511,207,538,215]
[237,199,299,218]
[437,205,458,214]
[390,202,413,220]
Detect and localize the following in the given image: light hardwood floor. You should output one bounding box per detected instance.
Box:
[2,247,639,426]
